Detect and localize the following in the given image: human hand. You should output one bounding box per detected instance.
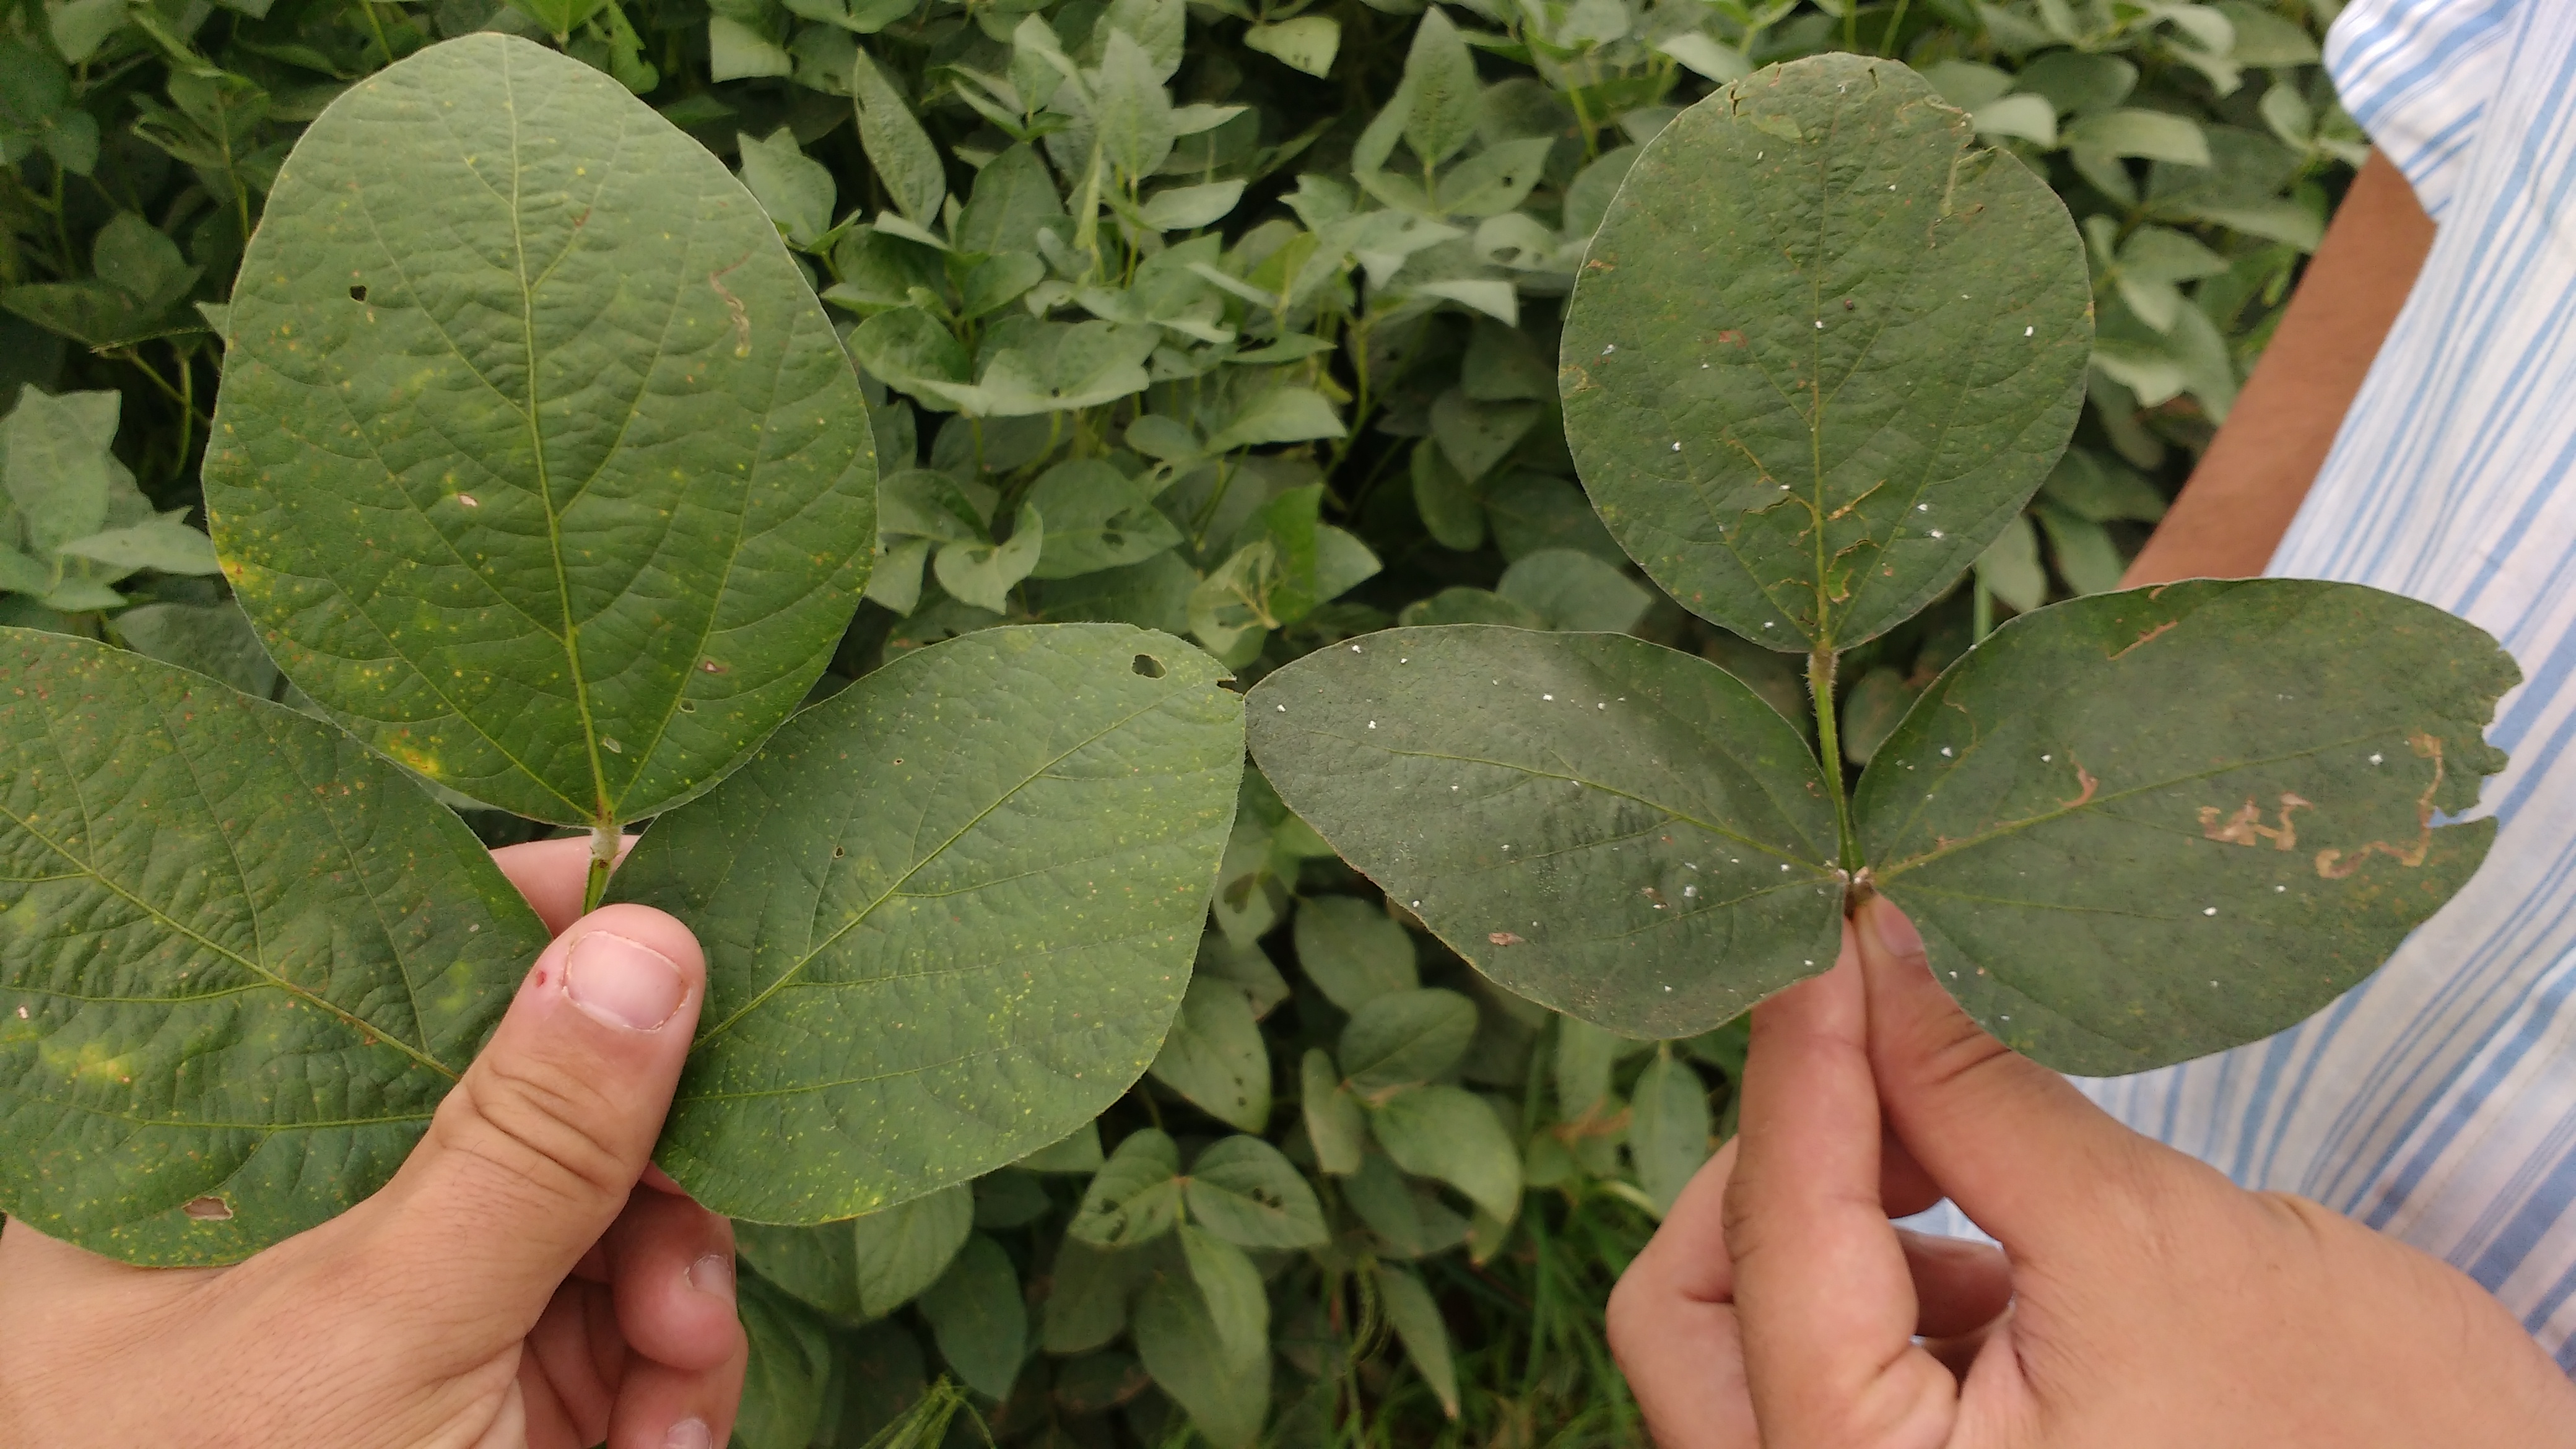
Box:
[1607,895,2576,1448]
[0,837,746,1449]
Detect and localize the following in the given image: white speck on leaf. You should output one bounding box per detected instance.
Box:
[2204,907,2219,916]
[1930,529,1945,539]
[1543,693,1553,700]
[1367,721,1377,729]
[2370,753,2383,764]
[1941,746,1954,757]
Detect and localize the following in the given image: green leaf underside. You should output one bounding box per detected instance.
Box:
[1560,54,2092,650]
[1245,625,1842,1038]
[613,623,1244,1222]
[1859,580,2515,1074]
[0,629,549,1263]
[204,34,878,827]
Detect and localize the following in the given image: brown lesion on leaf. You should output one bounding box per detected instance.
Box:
[708,255,754,359]
[183,1196,233,1221]
[1826,478,1885,522]
[2200,793,2312,850]
[2060,761,2100,809]
[2315,733,2445,879]
[1559,363,1595,395]
[2108,619,2177,660]
[1488,931,1525,946]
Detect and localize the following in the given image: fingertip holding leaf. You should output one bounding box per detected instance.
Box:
[204,33,879,829]
[614,623,1244,1222]
[0,629,550,1263]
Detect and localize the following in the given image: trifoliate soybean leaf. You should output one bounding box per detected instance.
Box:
[850,48,947,227]
[1626,1049,1709,1214]
[1976,513,2048,616]
[933,504,1043,611]
[1249,627,1842,1038]
[1496,549,1652,633]
[1554,1016,1622,1120]
[1344,1150,1469,1258]
[1837,666,1915,768]
[1291,894,1418,1010]
[0,629,550,1264]
[2041,448,2166,524]
[2,386,121,552]
[974,1167,1051,1228]
[1560,55,2091,650]
[738,127,839,248]
[1178,1222,1267,1369]
[919,1233,1027,1400]
[612,624,1243,1221]
[1374,1264,1460,1418]
[1140,180,1247,232]
[1134,1264,1268,1449]
[204,36,878,829]
[1412,442,1486,551]
[1093,30,1177,181]
[1183,1134,1328,1248]
[1484,471,1623,564]
[113,600,282,699]
[1339,988,1478,1093]
[868,537,933,615]
[960,251,1045,319]
[2037,503,2125,596]
[853,1183,974,1316]
[736,1274,836,1449]
[1194,930,1290,1018]
[1401,7,1479,170]
[1244,16,1339,77]
[56,518,220,576]
[956,145,1064,256]
[1073,1127,1183,1247]
[1014,1119,1105,1173]
[1028,460,1180,578]
[1858,580,2515,1075]
[1462,316,1554,402]
[737,1220,865,1320]
[1368,1084,1521,1222]
[1148,972,1272,1132]
[1430,388,1538,483]
[1206,388,1346,453]
[1300,1048,1367,1174]
[1044,1237,1147,1353]
[1399,587,1545,629]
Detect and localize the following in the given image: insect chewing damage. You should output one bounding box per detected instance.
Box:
[2196,732,2448,879]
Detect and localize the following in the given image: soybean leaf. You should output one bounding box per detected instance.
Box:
[1412,442,1485,551]
[1134,1263,1268,1448]
[1043,1237,1146,1352]
[1147,972,1273,1133]
[853,1183,975,1316]
[955,144,1064,256]
[1054,1351,1152,1416]
[1093,30,1177,181]
[1339,988,1478,1093]
[1496,549,1652,633]
[3,386,124,552]
[736,1274,835,1449]
[613,624,1243,1221]
[1073,1127,1183,1247]
[974,1170,1050,1230]
[1401,8,1478,170]
[736,1219,864,1320]
[1554,1017,1624,1120]
[1858,580,2514,1075]
[1244,17,1339,77]
[738,128,838,248]
[1374,1263,1460,1418]
[1027,460,1180,578]
[1344,1151,1471,1258]
[1178,1222,1267,1367]
[1290,895,1417,1010]
[1560,55,2091,650]
[0,631,550,1264]
[1838,666,1916,768]
[1626,1049,1710,1214]
[850,48,947,227]
[1430,388,1538,482]
[1977,514,2048,615]
[1183,1135,1328,1248]
[1013,1119,1105,1173]
[113,601,282,699]
[918,1233,1027,1400]
[932,504,1043,611]
[1367,1083,1522,1222]
[204,36,878,828]
[1194,930,1290,1019]
[1300,1047,1368,1174]
[1249,627,1843,1039]
[1485,471,1624,564]
[56,518,220,576]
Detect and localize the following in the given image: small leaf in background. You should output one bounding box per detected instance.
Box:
[1400,7,1479,170]
[1554,1017,1624,1122]
[1461,316,1555,402]
[955,144,1064,255]
[1292,895,1419,1010]
[1976,513,2049,616]
[1012,1120,1106,1174]
[1043,1237,1146,1353]
[1134,1263,1268,1448]
[1072,1128,1183,1247]
[615,625,1242,1222]
[736,1219,863,1320]
[918,1233,1028,1399]
[2042,448,2168,523]
[2,386,121,552]
[1562,56,2092,650]
[1368,1084,1523,1222]
[2037,503,2126,595]
[1485,471,1626,564]
[1300,1048,1368,1174]
[1027,460,1180,578]
[1139,179,1246,232]
[1183,1135,1328,1248]
[1837,666,1917,768]
[852,1183,975,1317]
[1430,388,1540,482]
[1411,441,1486,551]
[1194,931,1290,1018]
[1206,387,1346,452]
[1093,30,1178,180]
[850,48,947,226]
[0,632,550,1263]
[1627,1048,1711,1214]
[1339,988,1479,1093]
[1178,1222,1268,1365]
[1496,549,1653,633]
[113,601,281,699]
[1342,1151,1470,1258]
[1374,1263,1461,1417]
[734,1276,835,1449]
[973,1167,1051,1228]
[1244,16,1339,77]
[1148,972,1273,1133]
[56,518,220,576]
[1860,580,2515,1074]
[737,128,838,248]
[933,503,1044,609]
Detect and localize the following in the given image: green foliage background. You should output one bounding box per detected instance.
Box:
[0,0,2359,1442]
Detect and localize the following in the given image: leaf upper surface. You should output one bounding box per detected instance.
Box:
[614,622,1243,1221]
[0,629,548,1263]
[1560,55,2092,649]
[1860,580,2515,1074]
[204,35,878,826]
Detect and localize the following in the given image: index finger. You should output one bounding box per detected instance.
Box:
[1726,923,1952,1447]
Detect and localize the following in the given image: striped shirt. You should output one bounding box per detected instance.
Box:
[2078,0,2576,1368]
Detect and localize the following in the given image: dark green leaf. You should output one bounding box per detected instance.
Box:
[1368,1084,1522,1222]
[1177,1222,1266,1365]
[0,630,549,1263]
[1626,1049,1709,1214]
[736,1274,836,1449]
[1147,972,1272,1133]
[1373,1263,1459,1417]
[737,1219,864,1320]
[205,36,878,827]
[1860,580,2514,1074]
[1181,1134,1327,1248]
[614,624,1243,1221]
[1249,627,1842,1038]
[853,1183,975,1316]
[1561,56,2092,649]
[1043,1236,1146,1353]
[1072,1127,1183,1247]
[1411,442,1486,552]
[1495,549,1652,633]
[113,601,282,699]
[1339,988,1477,1092]
[1290,895,1417,1011]
[1299,1047,1367,1174]
[1133,1263,1268,1448]
[918,1233,1028,1399]
[1431,388,1539,483]
[955,144,1065,256]
[1027,460,1180,578]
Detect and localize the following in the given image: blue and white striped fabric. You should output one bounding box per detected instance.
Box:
[2080,0,2576,1368]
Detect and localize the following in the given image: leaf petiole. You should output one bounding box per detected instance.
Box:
[1809,646,1861,873]
[583,820,620,914]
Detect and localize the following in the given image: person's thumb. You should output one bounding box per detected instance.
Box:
[358,902,705,1333]
[1855,894,2184,1264]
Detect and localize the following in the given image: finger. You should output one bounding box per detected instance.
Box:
[1608,1137,1756,1448]
[526,1282,621,1436]
[606,1331,749,1449]
[606,1185,743,1372]
[356,902,706,1338]
[1726,929,1949,1445]
[1898,1229,2013,1340]
[1882,1129,1941,1220]
[1859,895,2187,1263]
[493,835,637,938]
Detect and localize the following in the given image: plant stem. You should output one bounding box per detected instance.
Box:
[1879,0,1912,54]
[1809,646,1860,871]
[583,821,620,913]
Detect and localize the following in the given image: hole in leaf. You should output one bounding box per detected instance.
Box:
[832,846,845,858]
[1132,653,1165,679]
[183,1195,233,1221]
[678,700,696,713]
[349,284,368,302]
